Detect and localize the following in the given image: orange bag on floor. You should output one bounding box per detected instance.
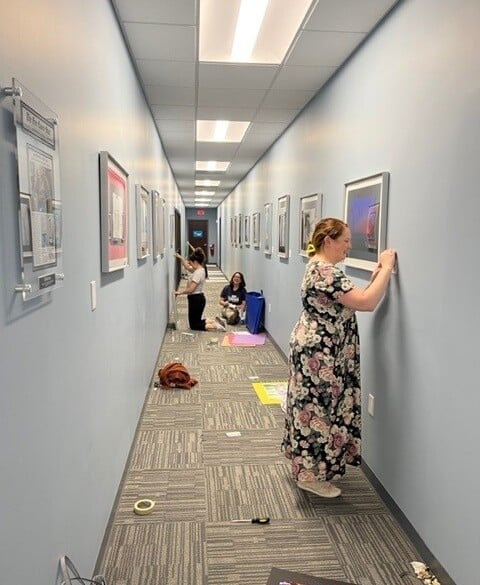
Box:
[158,362,198,389]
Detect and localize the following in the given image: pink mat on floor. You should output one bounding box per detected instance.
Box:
[228,332,266,345]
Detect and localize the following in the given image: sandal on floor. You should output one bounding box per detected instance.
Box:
[297,479,341,498]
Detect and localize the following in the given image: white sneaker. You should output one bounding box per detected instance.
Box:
[297,480,341,498]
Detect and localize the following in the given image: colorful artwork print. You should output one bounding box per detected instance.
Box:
[344,172,389,271]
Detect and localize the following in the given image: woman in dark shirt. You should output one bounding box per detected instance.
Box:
[218,272,247,324]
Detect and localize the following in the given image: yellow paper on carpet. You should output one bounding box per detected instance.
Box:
[252,381,288,404]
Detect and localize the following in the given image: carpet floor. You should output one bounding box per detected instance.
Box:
[99,265,422,585]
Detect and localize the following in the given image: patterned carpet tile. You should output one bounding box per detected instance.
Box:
[157,348,200,367]
[206,519,347,585]
[148,386,201,406]
[202,429,285,466]
[113,469,206,524]
[246,349,287,366]
[140,403,203,430]
[102,522,207,585]
[205,464,318,522]
[188,363,261,383]
[198,382,264,402]
[202,400,278,431]
[323,514,421,585]
[248,365,289,379]
[307,468,388,516]
[130,429,203,470]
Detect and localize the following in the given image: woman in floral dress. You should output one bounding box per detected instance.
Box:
[282,218,396,498]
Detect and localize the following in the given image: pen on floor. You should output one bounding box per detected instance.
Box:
[231,517,270,524]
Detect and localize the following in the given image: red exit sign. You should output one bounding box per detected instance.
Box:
[196,209,205,216]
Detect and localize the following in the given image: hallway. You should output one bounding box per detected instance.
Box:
[99,267,420,585]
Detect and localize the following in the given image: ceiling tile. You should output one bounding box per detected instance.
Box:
[247,121,289,135]
[124,22,195,60]
[115,0,196,24]
[262,89,315,109]
[152,105,195,120]
[196,142,239,160]
[199,63,278,90]
[196,106,258,121]
[155,119,195,134]
[287,30,366,67]
[136,59,196,86]
[271,65,337,90]
[145,85,195,106]
[198,87,267,109]
[305,0,398,32]
[254,108,300,123]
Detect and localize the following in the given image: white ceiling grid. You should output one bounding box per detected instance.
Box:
[111,0,399,207]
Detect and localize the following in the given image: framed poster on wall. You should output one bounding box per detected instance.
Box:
[277,194,290,259]
[99,151,129,272]
[299,193,322,257]
[252,212,260,248]
[344,171,390,271]
[152,190,165,258]
[264,202,272,255]
[136,184,151,260]
[244,214,250,247]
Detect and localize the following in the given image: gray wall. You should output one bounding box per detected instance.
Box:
[0,1,182,583]
[218,1,480,585]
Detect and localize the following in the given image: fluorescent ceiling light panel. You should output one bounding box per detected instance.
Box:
[195,190,216,195]
[199,0,314,64]
[197,120,250,142]
[231,0,268,62]
[196,160,230,172]
[195,202,210,207]
[195,179,220,187]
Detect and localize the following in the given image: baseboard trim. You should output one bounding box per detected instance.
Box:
[361,461,456,585]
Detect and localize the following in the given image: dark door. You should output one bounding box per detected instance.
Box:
[188,219,209,261]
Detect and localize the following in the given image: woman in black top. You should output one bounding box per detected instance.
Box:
[218,272,247,324]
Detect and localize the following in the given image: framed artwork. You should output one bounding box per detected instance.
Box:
[27,144,57,269]
[252,212,260,248]
[99,151,129,272]
[277,194,290,259]
[299,193,322,257]
[244,214,250,247]
[19,194,33,259]
[344,171,390,271]
[169,212,175,248]
[264,202,272,255]
[238,213,243,247]
[47,198,63,252]
[136,184,151,259]
[152,190,165,258]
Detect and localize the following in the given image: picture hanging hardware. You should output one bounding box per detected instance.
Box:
[15,284,32,293]
[1,86,23,97]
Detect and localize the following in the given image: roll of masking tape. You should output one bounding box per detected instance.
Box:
[133,499,155,516]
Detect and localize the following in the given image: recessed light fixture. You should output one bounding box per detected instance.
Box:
[199,0,314,64]
[197,120,250,143]
[195,190,216,196]
[195,179,220,187]
[196,161,230,172]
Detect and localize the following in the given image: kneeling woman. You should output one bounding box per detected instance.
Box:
[175,250,224,331]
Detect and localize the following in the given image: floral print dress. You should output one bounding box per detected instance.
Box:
[281,260,361,481]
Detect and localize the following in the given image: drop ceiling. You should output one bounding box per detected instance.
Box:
[111,0,399,208]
